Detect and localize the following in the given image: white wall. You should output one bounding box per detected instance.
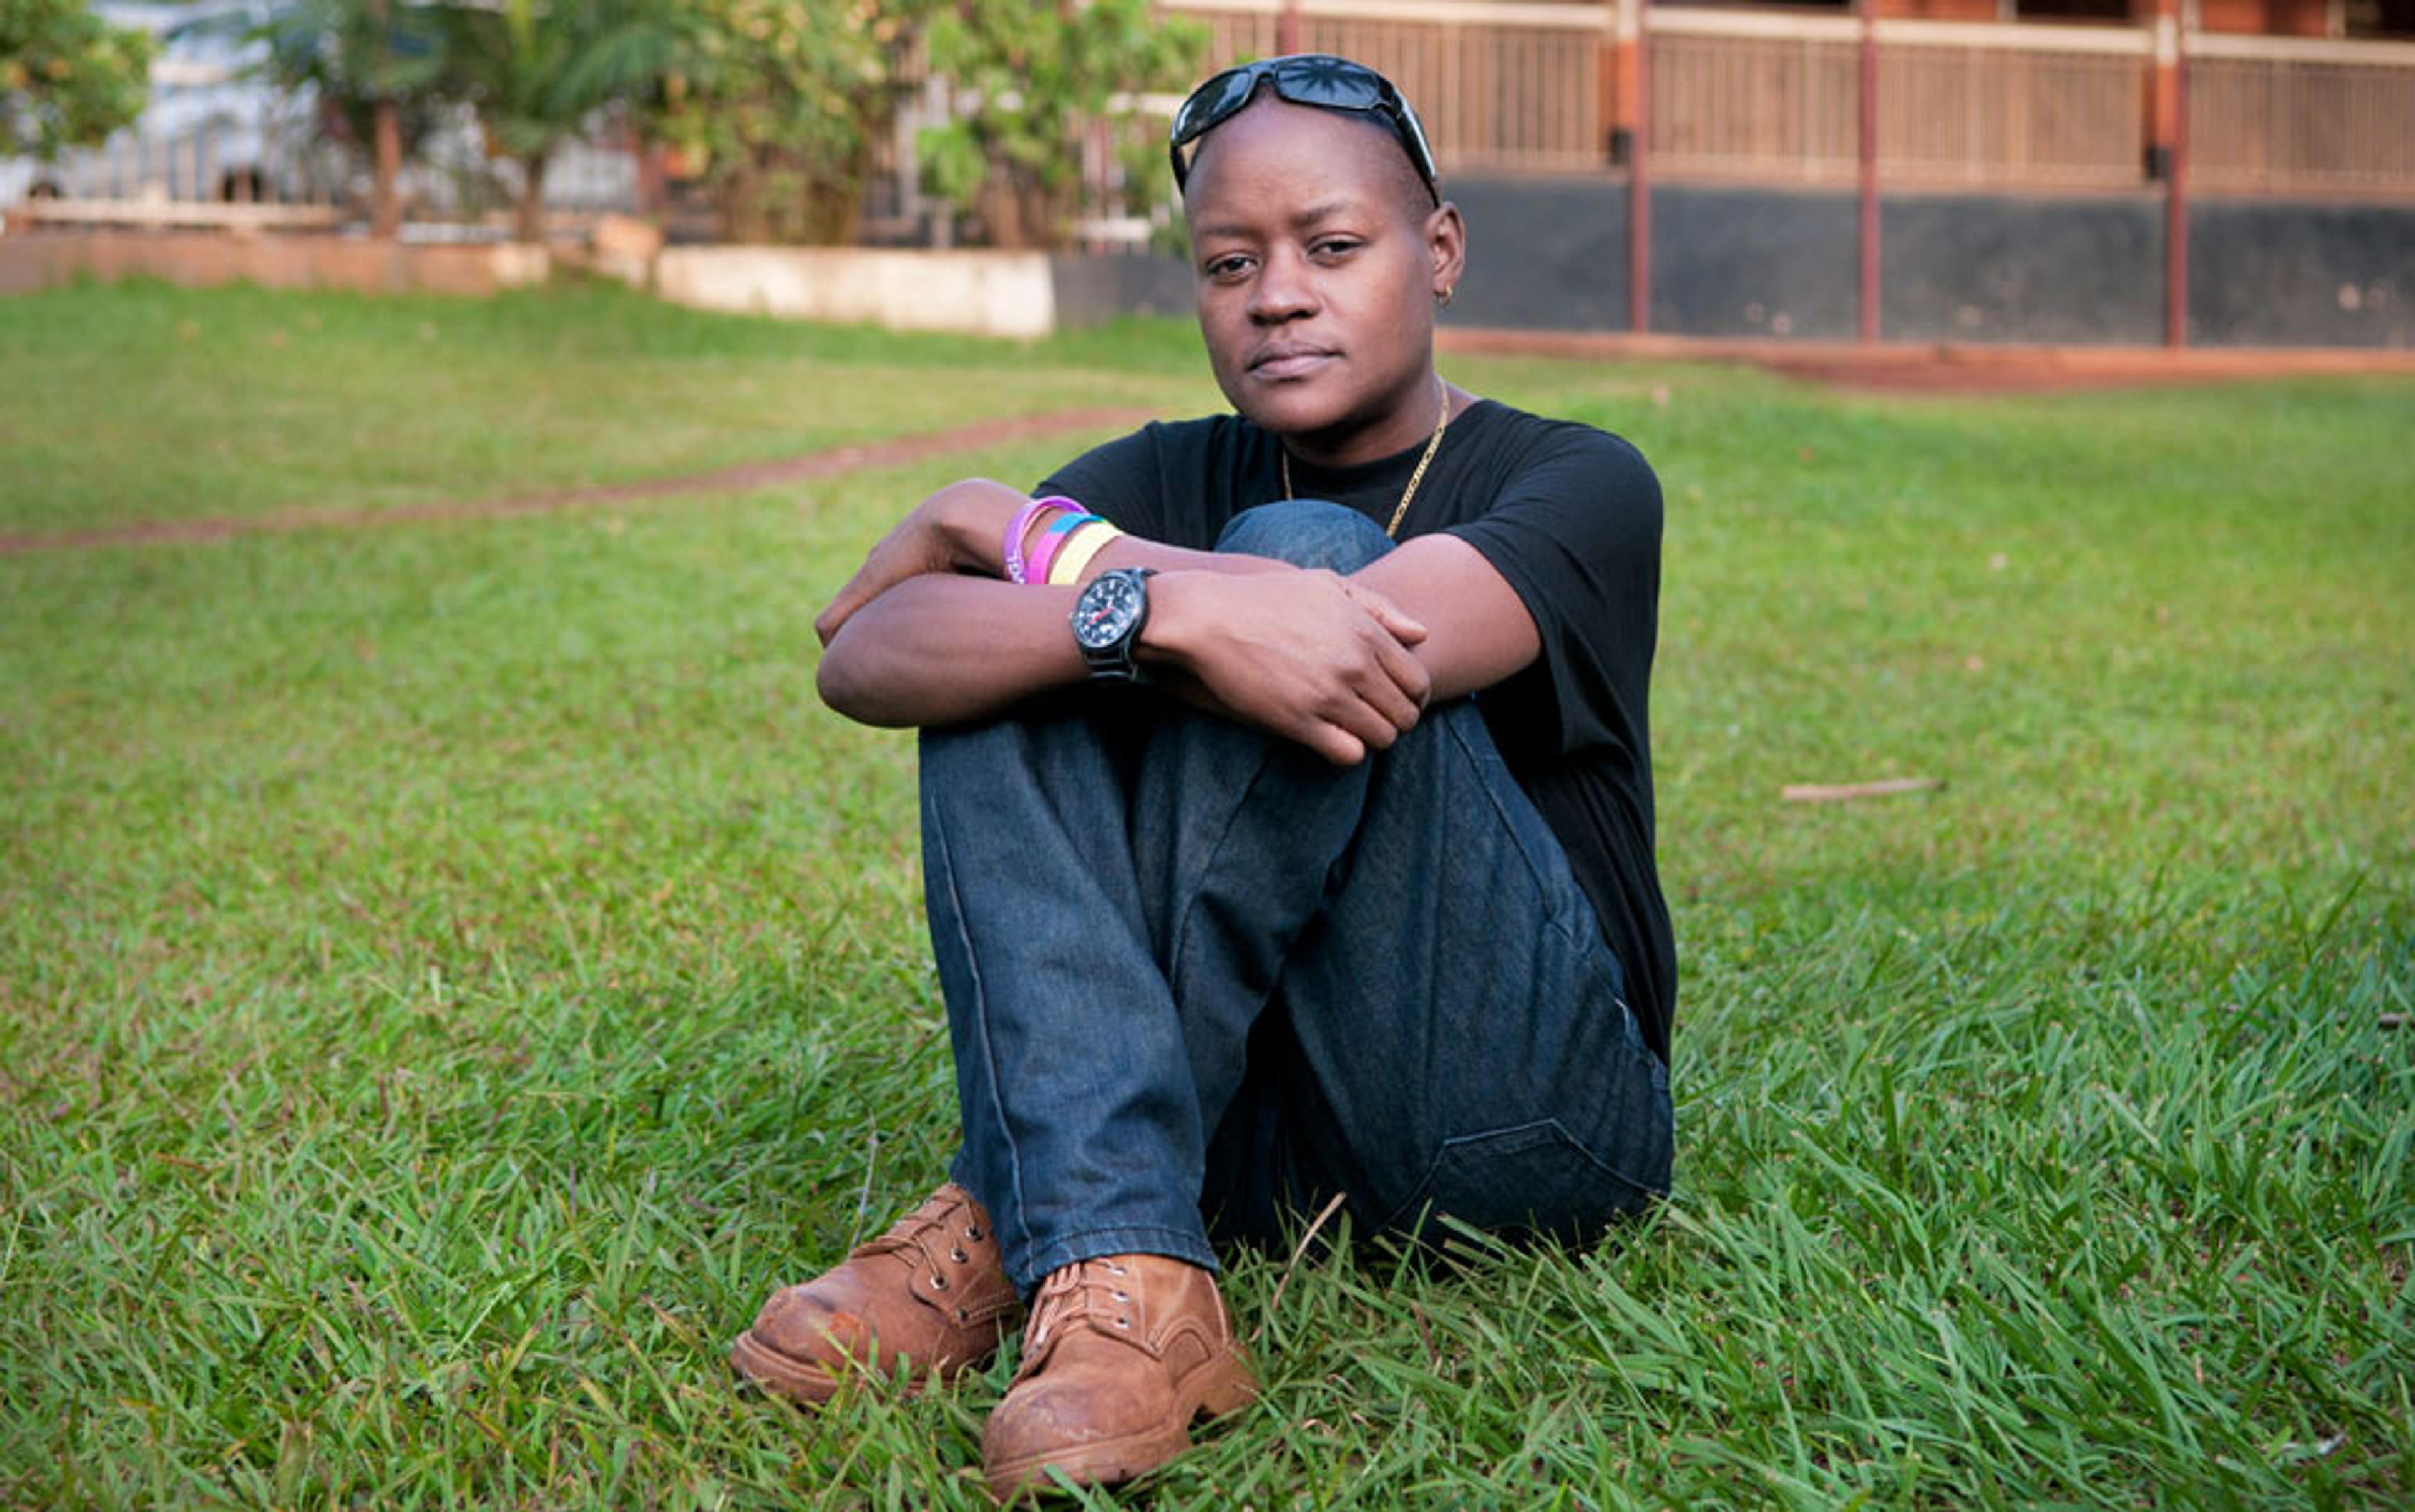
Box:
[652,247,1058,340]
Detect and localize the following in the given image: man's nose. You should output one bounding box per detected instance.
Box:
[1247,247,1318,323]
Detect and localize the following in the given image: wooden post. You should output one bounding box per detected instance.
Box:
[2154,0,2190,347]
[1857,0,1880,345]
[1605,0,1640,165]
[1628,0,1651,334]
[1278,0,1302,55]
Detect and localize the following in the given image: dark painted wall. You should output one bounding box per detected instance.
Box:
[1882,191,2164,344]
[1443,174,1629,334]
[1059,177,2415,348]
[2189,199,2415,348]
[1648,184,1860,340]
[1051,252,1195,327]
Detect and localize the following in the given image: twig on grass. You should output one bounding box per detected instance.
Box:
[1253,1191,1350,1345]
[845,1126,880,1253]
[2379,1013,2406,1030]
[1782,777,1944,803]
[1412,1301,1443,1370]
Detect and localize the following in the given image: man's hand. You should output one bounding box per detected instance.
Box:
[814,479,1026,647]
[1143,569,1431,765]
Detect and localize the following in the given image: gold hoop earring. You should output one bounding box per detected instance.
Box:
[1437,286,1454,310]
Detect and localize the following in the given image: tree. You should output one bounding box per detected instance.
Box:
[916,0,1204,250]
[647,0,926,245]
[253,0,451,237]
[0,0,155,159]
[441,0,675,243]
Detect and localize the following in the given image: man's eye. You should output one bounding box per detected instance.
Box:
[1206,255,1253,278]
[1312,239,1360,258]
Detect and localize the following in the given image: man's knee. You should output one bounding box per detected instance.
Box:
[1214,499,1391,573]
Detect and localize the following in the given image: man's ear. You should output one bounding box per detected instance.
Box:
[1425,201,1467,303]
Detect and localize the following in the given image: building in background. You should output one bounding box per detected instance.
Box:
[6,0,2408,344]
[1146,0,2413,345]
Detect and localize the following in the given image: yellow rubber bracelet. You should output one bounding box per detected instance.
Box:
[1046,521,1123,586]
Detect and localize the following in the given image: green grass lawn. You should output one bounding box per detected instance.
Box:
[2,279,2410,1509]
[0,279,1211,538]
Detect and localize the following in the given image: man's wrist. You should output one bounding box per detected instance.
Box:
[935,481,1030,575]
[1133,570,1202,672]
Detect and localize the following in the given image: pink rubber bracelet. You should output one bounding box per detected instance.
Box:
[1026,512,1104,587]
[1003,496,1079,584]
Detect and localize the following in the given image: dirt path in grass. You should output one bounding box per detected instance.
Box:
[1440,328,2415,396]
[18,340,2412,559]
[0,404,1160,556]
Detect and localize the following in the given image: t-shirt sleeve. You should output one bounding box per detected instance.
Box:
[1445,426,1663,756]
[1031,417,1253,552]
[1033,424,1174,540]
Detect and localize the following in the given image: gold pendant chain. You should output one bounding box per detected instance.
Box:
[1280,377,1452,540]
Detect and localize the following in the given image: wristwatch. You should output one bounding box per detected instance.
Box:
[1070,567,1158,682]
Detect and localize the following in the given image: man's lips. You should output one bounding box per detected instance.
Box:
[1248,345,1337,381]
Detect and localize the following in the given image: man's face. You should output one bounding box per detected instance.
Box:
[1181,98,1462,449]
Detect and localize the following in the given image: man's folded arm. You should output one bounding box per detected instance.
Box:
[813,476,1553,762]
[1346,533,1543,704]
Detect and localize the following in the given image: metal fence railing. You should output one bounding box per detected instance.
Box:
[2189,33,2415,194]
[1876,24,2147,189]
[1643,11,2152,189]
[1168,0,1609,172]
[3,59,643,236]
[12,3,2415,241]
[1154,1,2415,198]
[1646,16,1859,182]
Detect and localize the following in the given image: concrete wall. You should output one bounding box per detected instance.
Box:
[1049,252,1194,326]
[2188,199,2415,348]
[0,230,549,297]
[1648,185,1860,340]
[0,230,1175,341]
[1445,175,1631,335]
[653,246,1212,338]
[9,193,2407,350]
[653,246,1059,339]
[1428,174,2415,348]
[1882,191,2165,345]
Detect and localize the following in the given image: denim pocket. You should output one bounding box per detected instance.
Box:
[1382,1111,1665,1247]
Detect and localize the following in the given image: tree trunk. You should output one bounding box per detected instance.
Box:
[369,0,400,238]
[723,150,767,243]
[973,163,1065,250]
[371,96,402,238]
[516,150,550,245]
[976,172,1029,249]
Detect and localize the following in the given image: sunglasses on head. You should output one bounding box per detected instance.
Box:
[1169,54,1440,204]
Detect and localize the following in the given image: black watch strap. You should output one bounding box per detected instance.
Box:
[1072,567,1157,682]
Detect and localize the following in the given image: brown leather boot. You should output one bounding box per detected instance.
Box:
[730,1182,1021,1406]
[981,1254,1257,1502]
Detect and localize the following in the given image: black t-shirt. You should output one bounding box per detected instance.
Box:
[1037,399,1674,1062]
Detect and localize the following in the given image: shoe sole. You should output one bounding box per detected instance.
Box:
[730,1327,1000,1408]
[983,1348,1258,1503]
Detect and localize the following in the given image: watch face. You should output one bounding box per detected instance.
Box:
[1073,572,1146,650]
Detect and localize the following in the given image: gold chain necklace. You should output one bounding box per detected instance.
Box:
[1280,377,1452,540]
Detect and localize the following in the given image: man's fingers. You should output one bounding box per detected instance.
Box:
[1372,631,1433,712]
[1352,657,1423,735]
[1372,602,1430,645]
[1301,719,1368,766]
[814,577,870,647]
[1341,581,1428,644]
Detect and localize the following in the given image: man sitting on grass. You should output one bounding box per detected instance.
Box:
[730,55,1676,1501]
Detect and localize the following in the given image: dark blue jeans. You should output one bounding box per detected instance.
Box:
[922,501,1672,1292]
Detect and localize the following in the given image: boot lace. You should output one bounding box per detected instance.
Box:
[1021,1257,1136,1364]
[857,1187,992,1318]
